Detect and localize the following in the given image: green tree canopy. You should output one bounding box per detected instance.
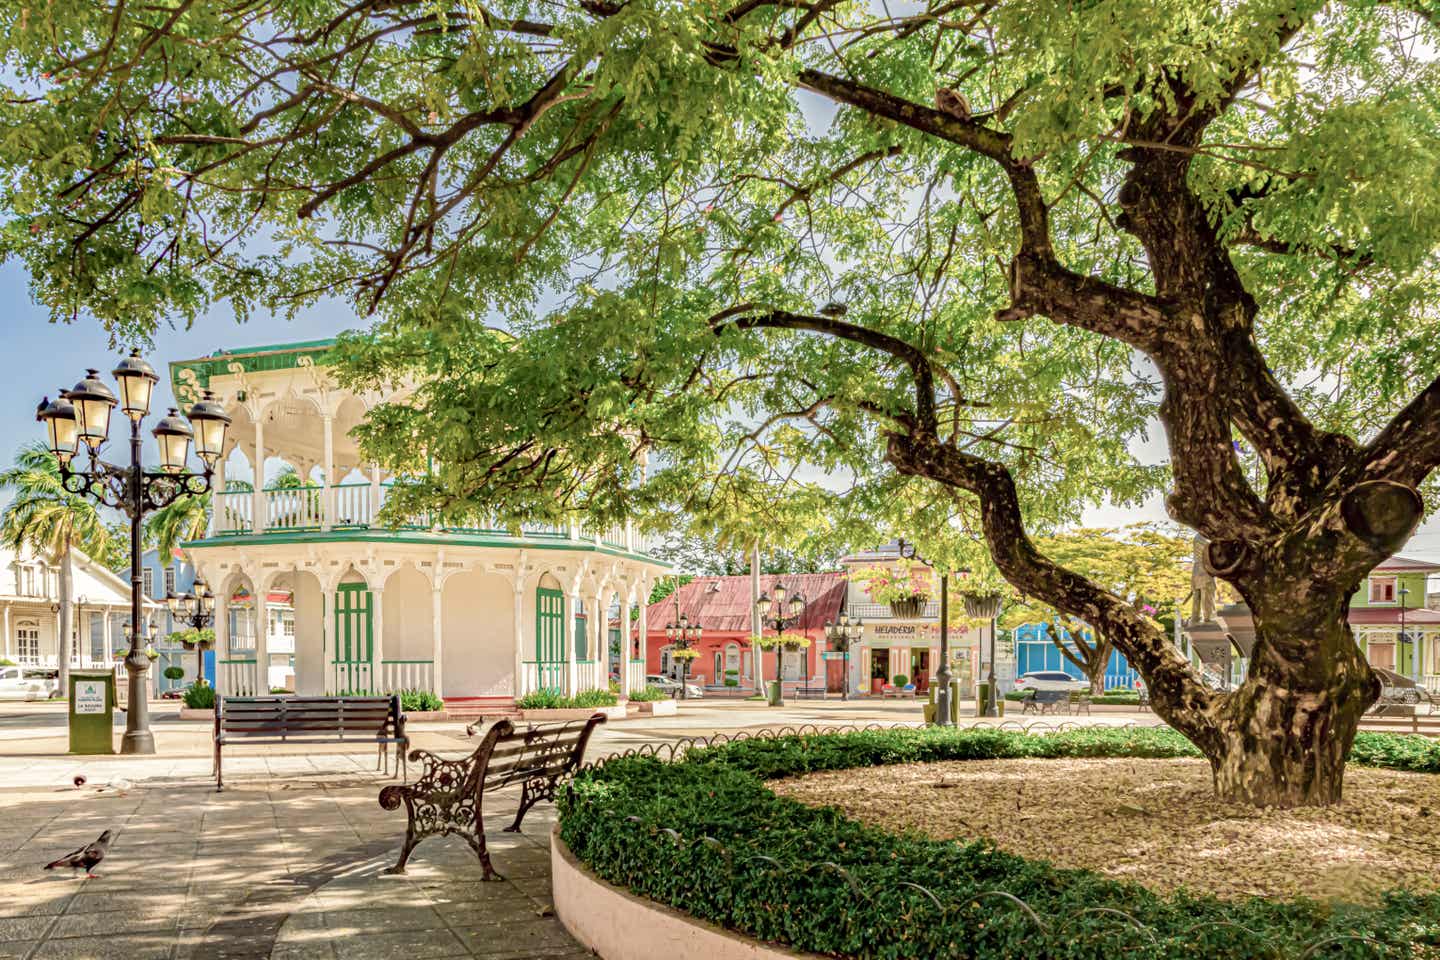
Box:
[5,0,1440,805]
[0,442,112,562]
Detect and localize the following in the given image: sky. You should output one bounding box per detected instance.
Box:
[5,250,1440,569]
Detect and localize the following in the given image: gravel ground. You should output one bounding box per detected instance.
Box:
[770,757,1440,904]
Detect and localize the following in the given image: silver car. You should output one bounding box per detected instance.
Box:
[645,674,704,699]
[1013,670,1090,693]
[0,666,61,700]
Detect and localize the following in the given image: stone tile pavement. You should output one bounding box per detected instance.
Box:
[0,775,590,960]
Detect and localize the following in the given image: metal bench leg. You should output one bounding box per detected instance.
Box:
[215,746,224,793]
[383,827,421,876]
[465,830,502,881]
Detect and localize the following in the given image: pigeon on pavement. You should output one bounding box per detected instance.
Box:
[44,830,112,879]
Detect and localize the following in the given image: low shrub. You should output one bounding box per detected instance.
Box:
[627,687,668,702]
[399,689,444,712]
[162,665,185,681]
[517,688,619,710]
[561,727,1440,959]
[724,678,740,687]
[891,674,909,686]
[181,683,215,710]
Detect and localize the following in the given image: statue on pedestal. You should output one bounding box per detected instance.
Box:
[1190,534,1217,624]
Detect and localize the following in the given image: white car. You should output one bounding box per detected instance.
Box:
[0,666,61,701]
[646,674,704,699]
[1013,671,1090,693]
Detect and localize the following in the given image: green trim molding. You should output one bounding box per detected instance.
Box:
[169,338,338,404]
[182,527,670,566]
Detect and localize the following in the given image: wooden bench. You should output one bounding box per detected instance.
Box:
[213,695,408,791]
[378,713,606,880]
[1022,689,1068,714]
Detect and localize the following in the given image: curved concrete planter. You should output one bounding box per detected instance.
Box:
[178,707,215,721]
[629,699,677,716]
[552,827,824,960]
[519,704,628,722]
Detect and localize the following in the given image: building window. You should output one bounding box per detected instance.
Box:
[1369,576,1397,604]
[142,568,154,599]
[283,615,295,637]
[16,622,39,661]
[164,567,176,596]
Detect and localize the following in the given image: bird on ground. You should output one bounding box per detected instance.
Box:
[72,775,86,789]
[44,830,112,879]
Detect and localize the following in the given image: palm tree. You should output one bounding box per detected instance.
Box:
[0,442,113,692]
[145,478,253,558]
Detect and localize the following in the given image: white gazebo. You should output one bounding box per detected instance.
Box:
[170,339,668,710]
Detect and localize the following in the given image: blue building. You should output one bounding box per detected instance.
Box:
[139,548,215,693]
[1011,621,1140,691]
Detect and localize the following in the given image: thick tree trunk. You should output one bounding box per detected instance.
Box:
[1205,607,1374,807]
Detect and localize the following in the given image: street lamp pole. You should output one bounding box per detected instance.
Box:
[167,578,216,685]
[664,600,702,700]
[960,590,1004,718]
[897,540,952,726]
[755,582,806,706]
[36,353,230,755]
[1400,584,1413,683]
[824,615,863,702]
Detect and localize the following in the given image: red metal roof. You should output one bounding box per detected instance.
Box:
[1373,556,1440,572]
[1349,607,1440,625]
[641,572,848,635]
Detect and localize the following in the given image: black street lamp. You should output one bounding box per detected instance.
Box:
[664,609,702,700]
[823,614,863,701]
[1400,584,1413,682]
[167,577,216,687]
[755,582,806,706]
[962,591,1004,717]
[897,539,952,723]
[36,352,230,754]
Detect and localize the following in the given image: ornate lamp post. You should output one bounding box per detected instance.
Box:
[962,591,1004,717]
[823,614,863,702]
[896,539,955,724]
[664,610,702,700]
[755,582,806,706]
[36,352,230,754]
[167,577,216,686]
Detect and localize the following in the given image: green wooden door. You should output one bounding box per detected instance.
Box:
[536,587,566,692]
[333,583,374,693]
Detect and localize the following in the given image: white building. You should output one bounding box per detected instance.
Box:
[838,544,986,695]
[1,545,160,675]
[170,339,669,712]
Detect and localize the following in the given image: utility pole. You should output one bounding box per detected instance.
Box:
[750,540,762,695]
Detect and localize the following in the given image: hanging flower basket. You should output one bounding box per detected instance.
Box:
[889,597,928,618]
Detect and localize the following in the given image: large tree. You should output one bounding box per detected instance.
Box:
[4,2,1440,806]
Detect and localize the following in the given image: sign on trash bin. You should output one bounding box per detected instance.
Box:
[68,669,116,755]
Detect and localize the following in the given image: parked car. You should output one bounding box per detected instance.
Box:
[1013,671,1089,693]
[0,666,61,701]
[645,674,704,699]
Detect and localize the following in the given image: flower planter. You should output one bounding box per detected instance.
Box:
[519,705,629,722]
[403,710,450,722]
[631,699,677,716]
[888,597,928,618]
[178,707,215,721]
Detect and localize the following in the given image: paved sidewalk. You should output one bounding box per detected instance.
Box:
[0,776,583,960]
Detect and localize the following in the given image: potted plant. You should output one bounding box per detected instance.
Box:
[174,627,216,652]
[851,559,931,618]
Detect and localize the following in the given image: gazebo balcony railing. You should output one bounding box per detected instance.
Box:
[210,481,655,553]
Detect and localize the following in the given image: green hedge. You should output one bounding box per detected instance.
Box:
[516,688,618,709]
[181,683,215,710]
[560,727,1440,959]
[399,689,444,712]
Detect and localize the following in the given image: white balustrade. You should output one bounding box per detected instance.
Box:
[846,601,942,620]
[626,659,645,696]
[264,486,324,530]
[521,661,543,696]
[215,488,253,534]
[333,483,372,527]
[378,660,435,694]
[218,658,260,697]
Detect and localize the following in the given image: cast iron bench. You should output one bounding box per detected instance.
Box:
[378,713,606,880]
[1021,689,1068,714]
[213,695,408,791]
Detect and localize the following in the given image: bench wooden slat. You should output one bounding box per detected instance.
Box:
[214,695,408,791]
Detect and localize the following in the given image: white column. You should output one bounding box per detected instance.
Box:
[254,586,270,695]
[637,580,649,687]
[369,462,381,522]
[2,604,10,659]
[590,592,604,689]
[102,610,112,663]
[370,584,384,694]
[252,417,267,534]
[209,456,226,536]
[512,584,525,698]
[321,586,334,694]
[432,580,445,698]
[321,414,335,532]
[566,587,580,695]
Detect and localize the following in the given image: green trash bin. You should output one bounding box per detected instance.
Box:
[68,669,116,755]
[766,680,783,707]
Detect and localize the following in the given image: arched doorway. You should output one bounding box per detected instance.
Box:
[332,568,372,693]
